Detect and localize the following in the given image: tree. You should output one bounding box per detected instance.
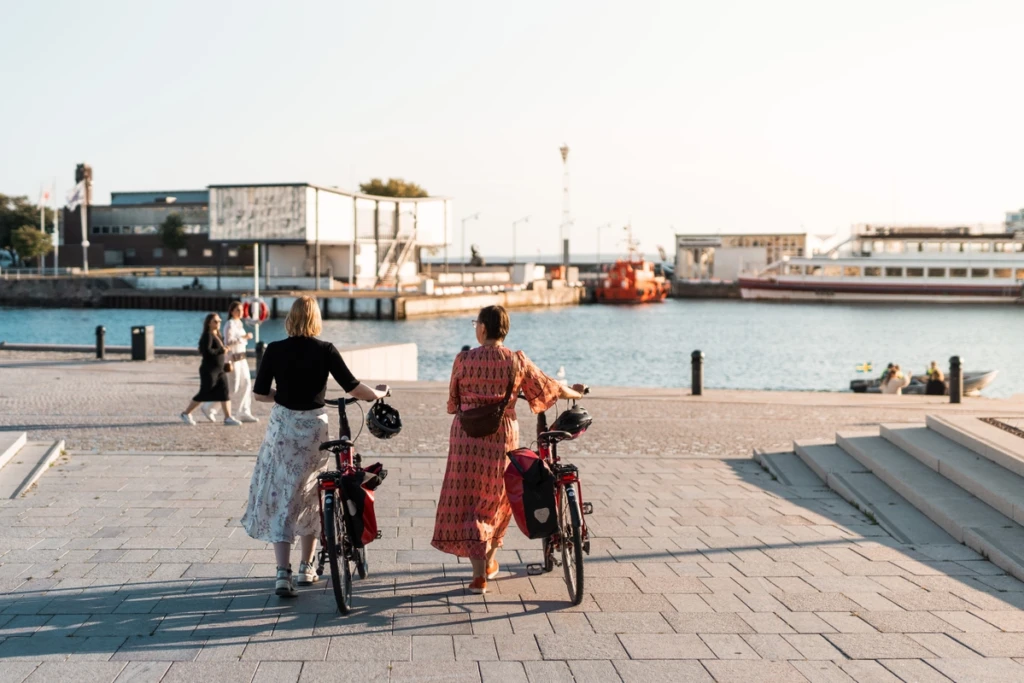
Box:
[10,225,53,266]
[159,213,188,263]
[1,194,55,251]
[359,178,428,198]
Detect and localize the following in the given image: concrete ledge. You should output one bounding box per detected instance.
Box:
[0,432,27,470]
[927,414,1024,479]
[0,439,64,499]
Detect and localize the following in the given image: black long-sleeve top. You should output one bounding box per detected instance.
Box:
[253,336,360,411]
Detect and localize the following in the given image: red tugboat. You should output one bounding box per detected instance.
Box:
[594,225,670,304]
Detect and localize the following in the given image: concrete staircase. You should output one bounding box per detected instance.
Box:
[759,416,1024,582]
[0,432,65,498]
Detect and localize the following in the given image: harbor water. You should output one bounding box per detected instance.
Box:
[1,301,1019,398]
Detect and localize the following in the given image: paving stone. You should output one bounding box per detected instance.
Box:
[825,633,933,659]
[949,632,1024,657]
[454,635,498,661]
[240,634,328,661]
[495,634,541,661]
[161,662,259,683]
[856,611,957,634]
[738,612,795,634]
[297,661,390,682]
[566,661,622,682]
[521,661,573,683]
[251,662,301,683]
[0,663,42,683]
[387,661,481,682]
[479,661,527,683]
[741,634,803,660]
[586,613,673,634]
[617,633,713,659]
[112,662,173,683]
[909,633,982,659]
[697,633,759,659]
[926,658,1024,683]
[535,634,628,660]
[703,660,808,683]
[878,659,950,683]
[664,612,753,634]
[23,662,126,682]
[613,660,713,683]
[326,634,411,661]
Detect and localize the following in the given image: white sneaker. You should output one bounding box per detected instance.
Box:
[296,561,318,586]
[201,404,218,422]
[223,416,242,426]
[239,413,260,423]
[275,567,297,598]
[180,412,196,426]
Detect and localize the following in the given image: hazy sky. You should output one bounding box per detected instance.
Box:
[4,0,1023,257]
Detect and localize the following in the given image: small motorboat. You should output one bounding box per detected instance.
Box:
[849,370,999,396]
[594,224,670,305]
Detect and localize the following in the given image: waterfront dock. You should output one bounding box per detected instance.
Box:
[4,350,1024,680]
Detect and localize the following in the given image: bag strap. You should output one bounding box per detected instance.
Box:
[499,351,518,408]
[506,450,529,476]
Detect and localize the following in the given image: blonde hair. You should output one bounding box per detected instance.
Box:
[285,296,323,337]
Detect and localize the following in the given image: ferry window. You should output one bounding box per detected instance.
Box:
[927,268,946,277]
[996,243,1009,252]
[808,265,823,276]
[203,249,213,258]
[823,265,842,277]
[971,268,990,278]
[1016,243,1024,252]
[864,267,881,277]
[844,266,860,277]
[957,243,966,253]
[994,268,1012,279]
[153,248,163,258]
[923,242,943,252]
[885,267,903,277]
[885,242,904,253]
[125,248,136,258]
[91,226,100,234]
[872,241,884,253]
[177,248,188,258]
[969,243,987,253]
[906,267,924,277]
[1017,269,1024,280]
[906,242,922,252]
[228,249,239,258]
[101,226,109,234]
[949,268,968,277]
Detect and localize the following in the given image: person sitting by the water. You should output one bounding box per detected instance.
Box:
[881,364,911,395]
[926,367,946,395]
[879,363,894,384]
[927,360,940,379]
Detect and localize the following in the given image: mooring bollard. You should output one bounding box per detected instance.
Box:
[949,355,963,404]
[95,325,106,360]
[255,341,266,373]
[691,350,704,396]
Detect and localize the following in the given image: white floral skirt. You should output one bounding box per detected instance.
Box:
[241,404,329,543]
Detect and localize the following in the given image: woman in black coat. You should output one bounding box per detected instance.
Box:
[180,312,240,426]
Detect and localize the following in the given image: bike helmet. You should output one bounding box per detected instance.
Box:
[551,404,592,438]
[367,399,402,439]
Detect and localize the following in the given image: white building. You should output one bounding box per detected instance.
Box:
[208,183,453,288]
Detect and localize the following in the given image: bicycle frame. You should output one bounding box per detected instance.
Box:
[539,434,591,553]
[316,399,360,569]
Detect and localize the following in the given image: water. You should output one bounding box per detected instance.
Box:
[1,302,1020,397]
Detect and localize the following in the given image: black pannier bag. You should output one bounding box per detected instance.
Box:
[504,448,558,539]
[340,463,386,547]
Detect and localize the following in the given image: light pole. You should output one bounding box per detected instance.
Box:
[595,222,614,272]
[511,215,530,266]
[461,212,480,286]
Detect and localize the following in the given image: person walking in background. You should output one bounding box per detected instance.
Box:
[881,363,912,395]
[431,305,585,595]
[202,302,258,423]
[242,295,389,598]
[180,313,241,426]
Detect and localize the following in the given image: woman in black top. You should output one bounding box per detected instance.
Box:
[180,313,239,426]
[241,295,389,597]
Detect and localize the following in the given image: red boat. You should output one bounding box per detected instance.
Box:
[595,226,670,304]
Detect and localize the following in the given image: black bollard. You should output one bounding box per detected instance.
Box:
[95,325,106,360]
[949,355,963,404]
[691,350,704,396]
[255,341,266,373]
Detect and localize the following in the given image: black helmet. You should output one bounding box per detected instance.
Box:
[367,400,402,439]
[551,404,592,437]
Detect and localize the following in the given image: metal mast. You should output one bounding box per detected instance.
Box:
[559,143,571,271]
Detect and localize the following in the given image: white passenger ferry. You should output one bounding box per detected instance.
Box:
[739,223,1024,303]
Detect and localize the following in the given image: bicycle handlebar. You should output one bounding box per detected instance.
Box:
[324,397,361,407]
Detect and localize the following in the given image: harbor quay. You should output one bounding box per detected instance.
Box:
[4,351,1024,681]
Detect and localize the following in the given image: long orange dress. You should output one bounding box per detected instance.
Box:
[431,345,561,559]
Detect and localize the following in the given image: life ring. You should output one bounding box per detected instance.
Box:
[243,298,269,323]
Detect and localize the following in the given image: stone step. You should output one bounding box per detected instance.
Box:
[0,432,27,470]
[926,414,1024,479]
[754,449,829,488]
[883,424,1024,525]
[836,431,1024,582]
[793,438,953,545]
[0,440,64,499]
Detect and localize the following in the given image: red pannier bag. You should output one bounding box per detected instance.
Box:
[340,463,386,547]
[504,449,558,539]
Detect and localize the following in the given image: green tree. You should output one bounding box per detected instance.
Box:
[1,194,55,252]
[359,178,429,198]
[10,225,53,266]
[159,213,188,263]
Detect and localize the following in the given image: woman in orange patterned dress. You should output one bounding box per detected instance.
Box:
[431,305,585,594]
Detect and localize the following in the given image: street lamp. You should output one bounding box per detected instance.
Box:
[511,215,530,266]
[461,212,481,286]
[595,222,614,273]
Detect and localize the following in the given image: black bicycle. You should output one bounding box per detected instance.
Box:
[315,395,390,614]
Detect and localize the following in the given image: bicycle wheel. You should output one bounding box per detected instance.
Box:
[324,491,352,614]
[560,486,585,605]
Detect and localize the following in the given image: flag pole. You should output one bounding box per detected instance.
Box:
[39,187,45,275]
[52,181,59,276]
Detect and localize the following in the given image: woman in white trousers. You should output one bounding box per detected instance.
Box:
[203,302,259,423]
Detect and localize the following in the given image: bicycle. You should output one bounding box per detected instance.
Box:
[315,395,388,614]
[526,389,594,606]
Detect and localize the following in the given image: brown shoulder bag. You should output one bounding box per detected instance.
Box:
[458,353,517,438]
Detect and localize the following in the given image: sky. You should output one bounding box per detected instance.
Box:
[3,0,1024,258]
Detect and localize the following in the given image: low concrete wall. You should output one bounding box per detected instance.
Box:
[128,275,335,291]
[399,286,582,319]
